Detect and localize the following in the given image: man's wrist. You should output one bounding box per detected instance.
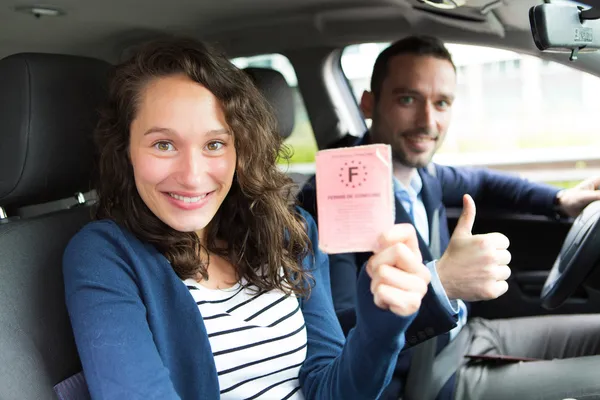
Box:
[435,258,456,300]
[553,190,568,219]
[430,260,459,313]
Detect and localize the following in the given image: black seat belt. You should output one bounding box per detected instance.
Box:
[404,163,461,400]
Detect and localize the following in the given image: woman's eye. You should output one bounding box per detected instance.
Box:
[154,141,174,152]
[206,141,224,151]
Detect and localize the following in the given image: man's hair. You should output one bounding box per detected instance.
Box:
[370,35,456,100]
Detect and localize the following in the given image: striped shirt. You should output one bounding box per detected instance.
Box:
[184,278,307,400]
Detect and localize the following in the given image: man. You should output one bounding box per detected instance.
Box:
[298,35,600,399]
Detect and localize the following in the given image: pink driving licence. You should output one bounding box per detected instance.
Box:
[315,144,395,254]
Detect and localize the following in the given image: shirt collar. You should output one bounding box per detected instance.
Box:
[393,171,423,200]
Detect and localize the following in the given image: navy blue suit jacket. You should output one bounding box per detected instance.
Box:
[297,134,560,399]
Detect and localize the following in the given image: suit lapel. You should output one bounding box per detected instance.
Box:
[394,196,433,263]
[419,170,442,237]
[418,169,445,260]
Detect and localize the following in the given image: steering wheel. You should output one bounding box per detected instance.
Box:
[541,200,600,309]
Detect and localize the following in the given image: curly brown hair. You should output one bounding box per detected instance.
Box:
[94,36,312,296]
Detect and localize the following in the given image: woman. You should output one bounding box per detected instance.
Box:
[63,37,431,400]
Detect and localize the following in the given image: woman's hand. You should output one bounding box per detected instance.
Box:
[366,224,431,317]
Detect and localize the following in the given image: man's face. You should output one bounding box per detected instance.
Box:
[362,54,456,168]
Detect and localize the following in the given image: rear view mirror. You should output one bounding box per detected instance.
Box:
[529,3,600,61]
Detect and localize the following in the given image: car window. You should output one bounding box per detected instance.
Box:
[231,54,317,166]
[341,42,600,188]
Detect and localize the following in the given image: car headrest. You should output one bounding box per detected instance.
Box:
[244,67,295,139]
[0,53,111,210]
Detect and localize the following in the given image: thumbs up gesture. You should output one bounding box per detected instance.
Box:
[436,194,512,301]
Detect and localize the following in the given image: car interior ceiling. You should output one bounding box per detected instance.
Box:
[0,0,598,68]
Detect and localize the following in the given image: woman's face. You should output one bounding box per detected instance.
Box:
[129,74,236,238]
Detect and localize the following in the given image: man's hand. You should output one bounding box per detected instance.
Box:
[556,176,600,218]
[366,224,431,316]
[436,194,512,302]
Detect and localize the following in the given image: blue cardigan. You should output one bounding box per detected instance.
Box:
[63,208,417,400]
